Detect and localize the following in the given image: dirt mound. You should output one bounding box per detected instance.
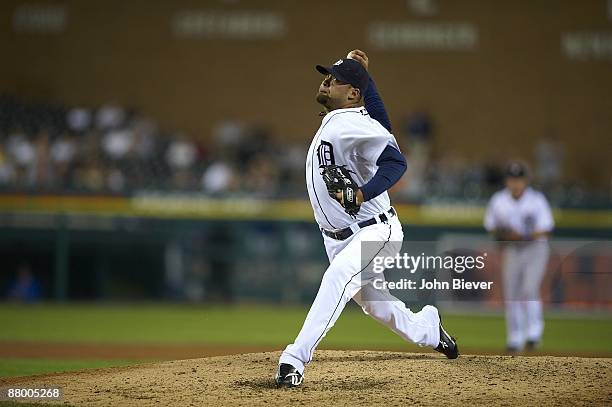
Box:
[2,351,611,406]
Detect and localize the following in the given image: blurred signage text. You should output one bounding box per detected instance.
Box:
[172,10,286,39]
[12,4,66,33]
[561,32,612,62]
[368,22,478,50]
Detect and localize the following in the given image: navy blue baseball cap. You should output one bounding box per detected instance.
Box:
[505,161,528,178]
[316,58,369,93]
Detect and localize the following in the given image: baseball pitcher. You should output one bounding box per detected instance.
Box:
[275,50,459,388]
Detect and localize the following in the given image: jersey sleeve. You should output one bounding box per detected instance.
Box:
[364,77,392,132]
[484,196,498,231]
[332,115,399,164]
[535,194,555,232]
[360,145,407,201]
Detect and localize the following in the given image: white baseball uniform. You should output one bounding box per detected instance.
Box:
[279,107,440,375]
[484,187,554,349]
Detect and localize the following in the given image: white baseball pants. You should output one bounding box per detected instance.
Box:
[502,242,550,349]
[279,214,440,375]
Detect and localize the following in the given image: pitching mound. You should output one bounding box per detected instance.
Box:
[2,351,611,406]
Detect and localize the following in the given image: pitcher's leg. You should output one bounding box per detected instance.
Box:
[279,261,360,373]
[279,224,393,374]
[353,283,440,347]
[502,247,526,350]
[505,301,525,349]
[525,301,543,342]
[523,243,549,344]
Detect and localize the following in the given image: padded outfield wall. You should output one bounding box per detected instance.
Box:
[0,194,610,305]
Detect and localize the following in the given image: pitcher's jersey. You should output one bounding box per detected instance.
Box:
[484,187,554,240]
[306,106,401,231]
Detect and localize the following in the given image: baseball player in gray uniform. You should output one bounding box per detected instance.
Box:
[275,50,458,388]
[484,161,554,353]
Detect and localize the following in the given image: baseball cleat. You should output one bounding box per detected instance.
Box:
[435,321,459,359]
[275,363,304,388]
[506,345,520,355]
[525,340,538,351]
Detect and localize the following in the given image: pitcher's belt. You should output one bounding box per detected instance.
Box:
[321,207,397,241]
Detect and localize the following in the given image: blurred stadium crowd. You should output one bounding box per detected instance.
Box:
[0,96,605,207]
[0,95,302,198]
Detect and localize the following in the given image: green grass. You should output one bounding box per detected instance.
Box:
[0,303,306,345]
[0,303,610,377]
[0,358,140,377]
[0,303,610,353]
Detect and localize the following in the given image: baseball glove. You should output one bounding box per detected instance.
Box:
[320,164,361,217]
[494,227,522,241]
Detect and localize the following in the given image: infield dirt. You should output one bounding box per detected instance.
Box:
[2,350,611,406]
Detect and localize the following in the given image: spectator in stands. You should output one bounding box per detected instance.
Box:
[535,134,564,195]
[0,144,16,185]
[6,127,35,185]
[201,159,236,194]
[6,264,42,302]
[50,132,77,188]
[166,134,198,189]
[95,103,126,130]
[66,107,92,134]
[401,111,433,200]
[32,129,53,188]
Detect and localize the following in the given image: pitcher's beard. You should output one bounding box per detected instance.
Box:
[316,93,331,108]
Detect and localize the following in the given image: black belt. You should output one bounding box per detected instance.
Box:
[322,207,397,241]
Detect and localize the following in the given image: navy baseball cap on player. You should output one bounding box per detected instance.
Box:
[316,58,369,93]
[505,161,528,178]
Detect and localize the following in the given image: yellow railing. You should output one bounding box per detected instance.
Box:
[0,194,610,228]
